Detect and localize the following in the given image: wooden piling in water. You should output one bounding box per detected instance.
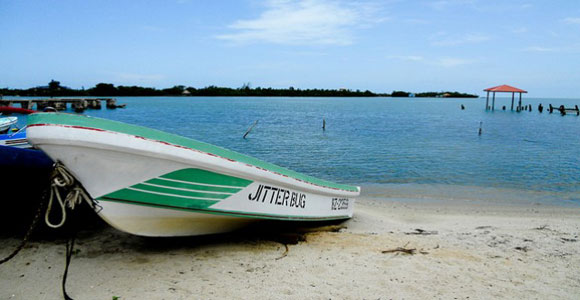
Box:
[87,100,101,109]
[20,101,34,110]
[72,100,88,112]
[106,99,117,109]
[243,120,258,139]
[49,101,67,111]
[36,101,49,111]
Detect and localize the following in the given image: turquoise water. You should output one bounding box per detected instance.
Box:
[9,96,580,206]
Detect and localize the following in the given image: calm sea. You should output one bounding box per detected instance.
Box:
[11,96,580,206]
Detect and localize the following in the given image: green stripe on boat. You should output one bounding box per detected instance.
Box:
[28,113,359,192]
[101,168,246,208]
[160,168,251,187]
[147,178,242,194]
[133,183,231,199]
[102,188,220,209]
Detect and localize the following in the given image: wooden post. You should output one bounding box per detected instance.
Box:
[491,92,496,111]
[72,100,88,112]
[37,101,48,111]
[485,91,489,110]
[54,102,66,111]
[518,93,522,111]
[20,101,34,110]
[243,120,258,139]
[511,92,514,111]
[91,100,102,109]
[106,99,117,109]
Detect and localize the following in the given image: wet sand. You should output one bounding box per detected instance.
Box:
[1,194,579,299]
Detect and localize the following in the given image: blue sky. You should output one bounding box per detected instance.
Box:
[1,0,580,97]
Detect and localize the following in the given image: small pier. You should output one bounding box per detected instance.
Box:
[547,104,580,116]
[0,98,125,112]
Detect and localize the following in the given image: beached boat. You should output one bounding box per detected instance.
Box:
[27,113,359,237]
[0,117,50,169]
[0,116,18,133]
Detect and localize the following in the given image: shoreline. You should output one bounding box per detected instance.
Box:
[1,197,579,299]
[361,183,580,208]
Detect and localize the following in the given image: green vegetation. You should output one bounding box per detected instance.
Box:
[414,91,478,98]
[391,90,411,97]
[0,81,478,98]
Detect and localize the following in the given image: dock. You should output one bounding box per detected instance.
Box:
[0,98,124,112]
[547,104,580,116]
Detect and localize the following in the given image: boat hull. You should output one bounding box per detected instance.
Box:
[27,114,359,236]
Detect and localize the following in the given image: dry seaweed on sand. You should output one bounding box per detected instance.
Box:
[405,228,438,235]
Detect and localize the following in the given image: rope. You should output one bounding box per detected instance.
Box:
[1,162,96,264]
[62,231,77,300]
[0,162,95,300]
[46,162,95,300]
[45,163,95,229]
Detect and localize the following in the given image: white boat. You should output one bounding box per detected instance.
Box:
[27,113,359,237]
[0,116,17,133]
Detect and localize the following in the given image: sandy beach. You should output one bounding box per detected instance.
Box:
[1,190,579,300]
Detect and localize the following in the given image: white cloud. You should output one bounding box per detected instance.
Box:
[389,54,472,67]
[428,1,450,10]
[563,17,580,24]
[216,0,385,45]
[142,25,165,33]
[427,0,476,11]
[524,46,558,52]
[433,57,473,67]
[404,18,430,25]
[431,33,491,46]
[511,26,527,34]
[388,55,424,61]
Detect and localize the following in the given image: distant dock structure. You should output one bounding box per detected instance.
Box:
[0,98,124,112]
[484,85,527,111]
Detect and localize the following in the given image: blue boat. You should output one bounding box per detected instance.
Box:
[0,117,53,168]
[0,129,30,148]
[0,144,53,168]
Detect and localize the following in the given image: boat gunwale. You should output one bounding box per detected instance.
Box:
[27,113,360,194]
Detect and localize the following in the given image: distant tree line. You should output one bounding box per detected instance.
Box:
[0,80,478,98]
[390,90,478,98]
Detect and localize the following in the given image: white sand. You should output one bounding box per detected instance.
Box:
[1,196,579,299]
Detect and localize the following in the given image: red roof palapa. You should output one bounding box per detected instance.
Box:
[484,84,527,93]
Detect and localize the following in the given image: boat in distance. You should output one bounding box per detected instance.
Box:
[27,113,359,237]
[0,116,18,133]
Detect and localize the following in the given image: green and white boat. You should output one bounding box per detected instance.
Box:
[27,113,359,237]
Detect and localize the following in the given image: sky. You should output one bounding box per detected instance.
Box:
[1,0,580,97]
